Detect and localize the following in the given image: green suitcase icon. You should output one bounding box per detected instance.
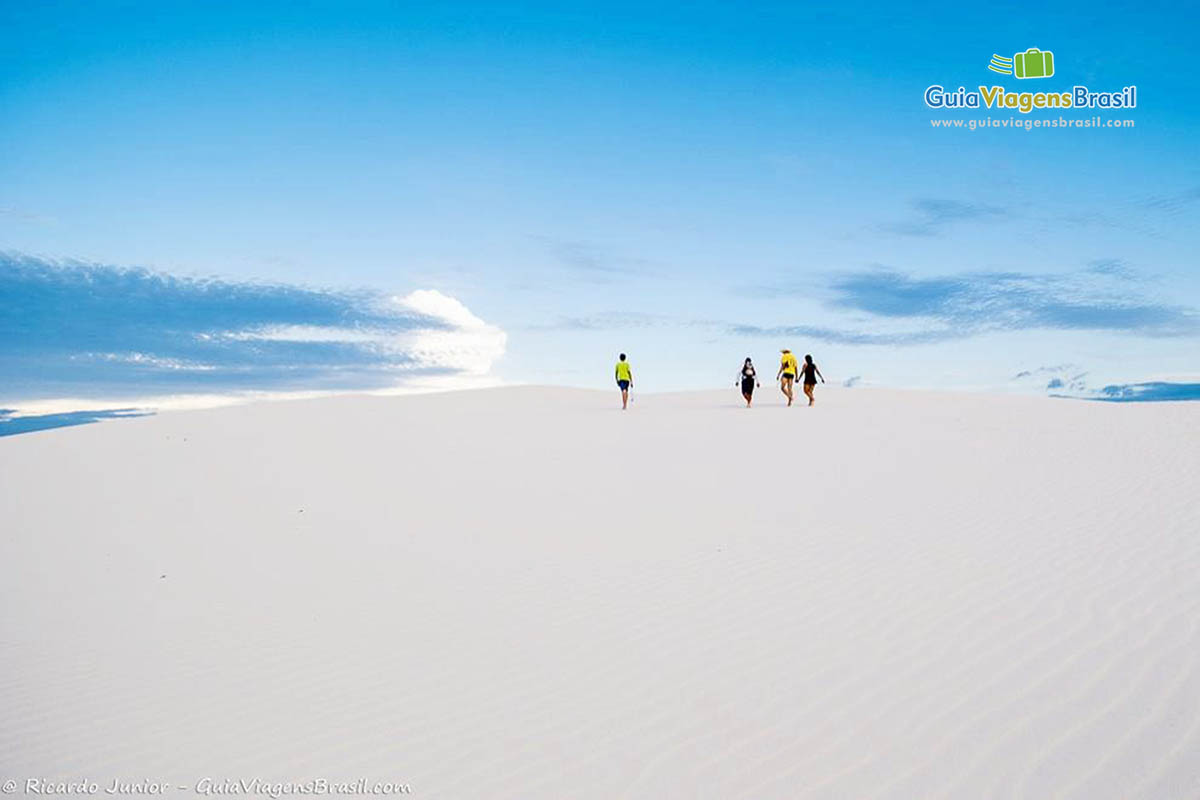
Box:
[1014,48,1054,79]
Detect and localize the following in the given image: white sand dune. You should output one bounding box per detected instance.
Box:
[2,386,1198,799]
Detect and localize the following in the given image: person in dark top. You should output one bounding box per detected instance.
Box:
[801,354,825,406]
[736,357,760,407]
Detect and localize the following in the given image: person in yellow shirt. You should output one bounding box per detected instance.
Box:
[776,348,798,406]
[614,353,633,410]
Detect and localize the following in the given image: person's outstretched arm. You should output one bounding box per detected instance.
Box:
[816,365,825,383]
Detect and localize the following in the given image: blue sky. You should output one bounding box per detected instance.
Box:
[2,1,1197,409]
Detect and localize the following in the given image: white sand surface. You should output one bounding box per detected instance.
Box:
[2,386,1198,799]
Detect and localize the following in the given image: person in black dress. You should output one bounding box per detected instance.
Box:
[737,357,760,407]
[801,354,824,406]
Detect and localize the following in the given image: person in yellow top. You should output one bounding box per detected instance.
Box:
[614,353,633,410]
[776,348,799,406]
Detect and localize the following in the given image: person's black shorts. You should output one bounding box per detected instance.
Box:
[741,378,755,395]
[617,379,630,391]
[781,372,794,380]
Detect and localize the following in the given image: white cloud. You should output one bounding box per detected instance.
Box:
[395,289,489,329]
[211,326,386,344]
[205,289,508,377]
[391,289,508,376]
[8,286,508,416]
[72,352,218,371]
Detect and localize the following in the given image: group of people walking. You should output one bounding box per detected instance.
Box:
[738,349,824,407]
[613,349,824,410]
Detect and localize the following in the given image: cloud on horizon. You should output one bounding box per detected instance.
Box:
[0,254,506,403]
[733,267,1198,345]
[1011,364,1090,394]
[728,321,948,345]
[1094,382,1200,402]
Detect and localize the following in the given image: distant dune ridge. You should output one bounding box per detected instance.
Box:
[2,386,1198,798]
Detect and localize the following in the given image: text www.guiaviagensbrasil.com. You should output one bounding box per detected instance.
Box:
[930,116,1134,131]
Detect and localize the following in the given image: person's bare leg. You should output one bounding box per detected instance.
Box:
[743,391,752,407]
[805,384,815,406]
[783,378,794,406]
[621,388,629,410]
